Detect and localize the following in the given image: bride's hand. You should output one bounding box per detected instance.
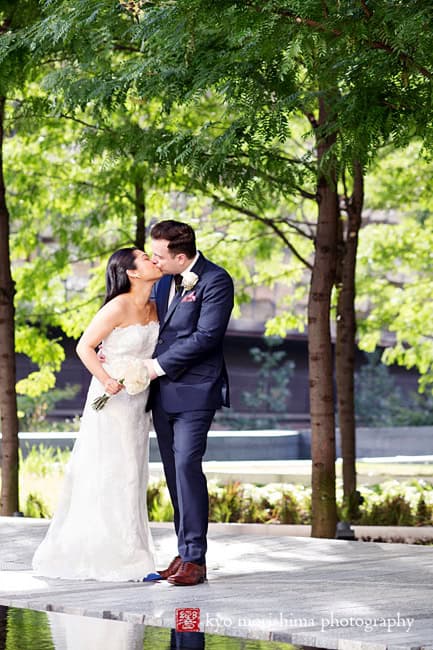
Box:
[104,377,124,395]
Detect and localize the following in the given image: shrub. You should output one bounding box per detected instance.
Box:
[416,497,433,525]
[363,495,414,526]
[20,444,70,478]
[147,480,173,522]
[355,480,433,526]
[23,492,50,518]
[273,491,301,525]
[17,385,81,432]
[16,445,433,528]
[209,482,245,523]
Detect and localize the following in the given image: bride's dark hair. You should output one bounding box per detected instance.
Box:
[103,248,138,305]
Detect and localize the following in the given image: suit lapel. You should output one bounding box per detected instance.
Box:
[161,289,182,330]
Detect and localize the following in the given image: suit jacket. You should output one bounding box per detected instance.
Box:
[149,252,234,413]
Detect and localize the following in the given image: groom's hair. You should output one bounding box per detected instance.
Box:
[151,220,196,259]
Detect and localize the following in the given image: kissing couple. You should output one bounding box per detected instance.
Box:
[33,219,234,587]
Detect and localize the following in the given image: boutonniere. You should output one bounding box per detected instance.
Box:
[182,271,199,291]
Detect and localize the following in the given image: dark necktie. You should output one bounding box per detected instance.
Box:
[174,274,183,294]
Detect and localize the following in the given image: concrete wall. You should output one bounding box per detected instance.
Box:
[349,426,432,458]
[298,426,433,459]
[2,426,432,461]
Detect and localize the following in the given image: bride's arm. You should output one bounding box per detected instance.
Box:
[76,301,124,395]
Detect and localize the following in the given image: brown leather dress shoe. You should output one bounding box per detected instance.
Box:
[167,561,207,586]
[157,555,182,580]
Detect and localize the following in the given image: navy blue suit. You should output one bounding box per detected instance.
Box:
[149,252,234,564]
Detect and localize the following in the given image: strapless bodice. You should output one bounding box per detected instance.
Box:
[102,321,159,362]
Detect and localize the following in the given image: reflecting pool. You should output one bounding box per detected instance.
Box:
[0,606,318,650]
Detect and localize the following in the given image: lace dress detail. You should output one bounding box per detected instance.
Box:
[32,322,159,581]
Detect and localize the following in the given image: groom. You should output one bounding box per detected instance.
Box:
[145,220,234,586]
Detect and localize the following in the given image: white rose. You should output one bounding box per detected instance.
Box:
[182,271,199,291]
[123,358,150,395]
[105,357,150,395]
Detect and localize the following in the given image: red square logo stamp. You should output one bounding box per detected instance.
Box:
[175,607,201,632]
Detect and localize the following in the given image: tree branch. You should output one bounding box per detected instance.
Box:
[370,42,432,79]
[113,43,144,54]
[246,3,432,79]
[269,152,316,172]
[225,150,315,172]
[360,0,372,19]
[321,1,329,19]
[58,113,108,132]
[28,294,104,321]
[302,109,319,131]
[277,9,342,36]
[221,157,317,200]
[0,18,11,34]
[211,194,313,270]
[294,185,317,201]
[279,216,315,240]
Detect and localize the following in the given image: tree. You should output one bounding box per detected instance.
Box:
[0,92,20,515]
[0,1,43,515]
[335,161,364,519]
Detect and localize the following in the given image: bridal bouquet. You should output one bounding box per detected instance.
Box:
[92,357,150,411]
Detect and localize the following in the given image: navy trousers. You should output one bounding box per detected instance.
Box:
[152,391,215,565]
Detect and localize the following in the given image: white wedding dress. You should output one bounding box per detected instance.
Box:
[32,322,159,582]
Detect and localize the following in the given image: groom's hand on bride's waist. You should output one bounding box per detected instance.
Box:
[144,359,158,381]
[97,344,106,363]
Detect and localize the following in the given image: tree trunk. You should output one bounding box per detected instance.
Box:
[309,96,338,538]
[134,179,146,249]
[335,161,364,519]
[0,95,20,516]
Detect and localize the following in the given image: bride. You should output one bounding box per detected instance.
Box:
[32,248,162,581]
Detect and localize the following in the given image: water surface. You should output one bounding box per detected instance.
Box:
[0,606,319,650]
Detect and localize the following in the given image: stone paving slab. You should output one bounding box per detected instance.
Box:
[1,518,433,649]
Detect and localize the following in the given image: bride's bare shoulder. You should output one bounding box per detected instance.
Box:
[98,296,129,322]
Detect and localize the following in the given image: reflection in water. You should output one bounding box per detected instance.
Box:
[48,611,144,650]
[1,607,301,650]
[0,606,7,650]
[49,613,205,650]
[170,629,205,649]
[5,607,55,650]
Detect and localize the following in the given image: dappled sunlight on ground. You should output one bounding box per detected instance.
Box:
[206,534,362,576]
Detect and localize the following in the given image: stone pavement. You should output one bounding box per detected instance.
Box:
[1,517,433,650]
